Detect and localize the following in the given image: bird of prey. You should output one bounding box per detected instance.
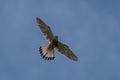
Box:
[36,17,78,61]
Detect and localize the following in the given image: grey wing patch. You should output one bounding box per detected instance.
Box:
[56,42,78,61]
[36,17,54,43]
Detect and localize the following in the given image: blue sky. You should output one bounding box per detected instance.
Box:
[0,0,120,80]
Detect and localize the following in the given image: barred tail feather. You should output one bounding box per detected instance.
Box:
[39,45,55,60]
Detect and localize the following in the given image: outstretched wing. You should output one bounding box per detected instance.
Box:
[56,42,78,61]
[36,17,54,43]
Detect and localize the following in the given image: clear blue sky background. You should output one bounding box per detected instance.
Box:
[0,0,120,80]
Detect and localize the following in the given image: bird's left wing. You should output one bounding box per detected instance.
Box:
[36,17,54,43]
[56,42,78,61]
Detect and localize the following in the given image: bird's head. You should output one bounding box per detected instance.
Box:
[54,36,58,40]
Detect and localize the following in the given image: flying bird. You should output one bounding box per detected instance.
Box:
[36,17,78,61]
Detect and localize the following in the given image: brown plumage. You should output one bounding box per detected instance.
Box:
[36,17,78,61]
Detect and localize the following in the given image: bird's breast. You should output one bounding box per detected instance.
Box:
[51,39,58,47]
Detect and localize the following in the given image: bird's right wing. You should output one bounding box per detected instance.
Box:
[36,17,54,43]
[56,41,78,61]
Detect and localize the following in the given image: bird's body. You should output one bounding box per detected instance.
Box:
[36,17,78,61]
[49,36,58,48]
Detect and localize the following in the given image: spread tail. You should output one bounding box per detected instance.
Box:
[39,45,55,60]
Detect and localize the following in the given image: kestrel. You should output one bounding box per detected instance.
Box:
[36,17,78,61]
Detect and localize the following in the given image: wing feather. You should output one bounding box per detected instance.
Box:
[36,17,54,43]
[56,42,78,61]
